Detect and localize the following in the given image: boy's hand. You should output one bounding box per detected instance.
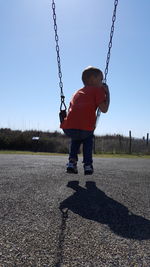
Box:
[98,83,110,113]
[102,82,109,94]
[102,83,110,104]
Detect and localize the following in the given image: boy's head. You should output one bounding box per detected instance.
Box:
[82,66,103,86]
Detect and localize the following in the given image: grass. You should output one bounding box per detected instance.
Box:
[0,150,150,158]
[94,153,150,158]
[0,150,65,156]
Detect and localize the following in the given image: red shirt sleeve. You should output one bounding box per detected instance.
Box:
[95,86,106,107]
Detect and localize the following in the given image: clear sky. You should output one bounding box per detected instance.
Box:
[0,0,150,138]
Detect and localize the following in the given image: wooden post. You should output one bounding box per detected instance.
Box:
[119,135,122,153]
[146,133,149,146]
[93,135,96,154]
[129,130,132,154]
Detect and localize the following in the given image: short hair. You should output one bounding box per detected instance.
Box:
[82,66,103,85]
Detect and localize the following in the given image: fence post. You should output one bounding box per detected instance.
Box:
[93,135,96,154]
[119,135,122,153]
[146,133,149,147]
[129,130,132,154]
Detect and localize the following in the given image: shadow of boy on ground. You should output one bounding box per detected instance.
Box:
[59,180,150,240]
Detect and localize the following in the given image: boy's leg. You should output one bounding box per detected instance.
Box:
[66,139,82,174]
[82,134,93,165]
[82,134,94,174]
[69,139,82,162]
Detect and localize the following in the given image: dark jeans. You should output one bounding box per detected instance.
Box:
[63,129,94,165]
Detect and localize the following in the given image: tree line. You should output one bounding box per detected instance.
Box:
[0,128,149,155]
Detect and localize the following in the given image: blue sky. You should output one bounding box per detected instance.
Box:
[0,0,150,138]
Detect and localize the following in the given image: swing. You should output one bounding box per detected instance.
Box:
[52,0,119,124]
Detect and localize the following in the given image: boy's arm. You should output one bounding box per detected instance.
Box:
[99,83,110,113]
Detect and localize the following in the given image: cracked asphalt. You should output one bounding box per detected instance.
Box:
[0,154,150,266]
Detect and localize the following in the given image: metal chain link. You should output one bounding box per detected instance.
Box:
[52,0,66,110]
[104,0,119,83]
[96,0,119,124]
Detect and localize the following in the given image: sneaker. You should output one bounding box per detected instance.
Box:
[66,162,78,174]
[84,164,94,175]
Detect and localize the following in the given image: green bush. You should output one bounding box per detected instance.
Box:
[0,128,149,155]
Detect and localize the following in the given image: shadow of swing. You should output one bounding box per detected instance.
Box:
[59,180,150,241]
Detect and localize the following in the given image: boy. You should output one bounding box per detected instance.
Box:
[60,66,110,175]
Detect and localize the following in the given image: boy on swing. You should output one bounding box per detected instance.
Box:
[60,66,110,175]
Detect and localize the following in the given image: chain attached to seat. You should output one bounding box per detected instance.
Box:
[52,0,67,123]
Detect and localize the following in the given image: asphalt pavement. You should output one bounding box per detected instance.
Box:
[0,154,150,266]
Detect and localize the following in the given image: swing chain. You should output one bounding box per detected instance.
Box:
[52,0,66,111]
[104,0,119,83]
[96,0,119,124]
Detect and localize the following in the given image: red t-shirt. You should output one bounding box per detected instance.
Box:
[60,85,106,131]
